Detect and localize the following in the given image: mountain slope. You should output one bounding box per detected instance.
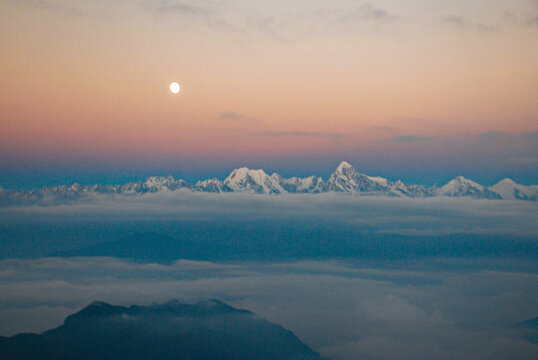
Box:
[0,300,322,360]
[325,161,433,197]
[490,179,538,201]
[437,176,501,199]
[223,167,286,194]
[326,161,388,193]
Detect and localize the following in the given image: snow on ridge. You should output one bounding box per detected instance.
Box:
[437,175,501,199]
[489,178,538,201]
[1,162,536,204]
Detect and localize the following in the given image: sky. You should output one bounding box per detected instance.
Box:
[1,0,537,189]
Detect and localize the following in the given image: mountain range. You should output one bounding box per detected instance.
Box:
[1,161,537,205]
[0,299,323,360]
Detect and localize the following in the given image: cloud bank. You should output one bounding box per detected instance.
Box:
[0,257,536,359]
[2,192,536,237]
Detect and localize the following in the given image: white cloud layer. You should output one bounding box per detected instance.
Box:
[0,257,537,360]
[2,191,537,236]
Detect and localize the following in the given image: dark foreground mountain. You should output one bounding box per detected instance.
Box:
[0,300,322,360]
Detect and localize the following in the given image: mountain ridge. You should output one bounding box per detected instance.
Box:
[1,161,537,204]
[0,299,323,360]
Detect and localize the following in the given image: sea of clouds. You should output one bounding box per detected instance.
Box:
[0,257,537,360]
[0,192,537,359]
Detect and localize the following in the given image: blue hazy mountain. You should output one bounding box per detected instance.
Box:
[515,317,538,344]
[0,300,323,360]
[52,229,538,263]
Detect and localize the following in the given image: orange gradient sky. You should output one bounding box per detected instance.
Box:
[0,1,537,187]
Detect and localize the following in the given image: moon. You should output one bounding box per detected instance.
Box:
[169,82,180,94]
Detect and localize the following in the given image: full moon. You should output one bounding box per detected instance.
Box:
[169,82,180,94]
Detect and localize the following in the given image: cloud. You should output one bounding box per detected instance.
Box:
[150,0,210,16]
[338,3,398,24]
[1,191,537,238]
[0,257,537,360]
[370,126,395,133]
[444,15,498,32]
[262,131,347,139]
[142,1,291,42]
[17,0,116,19]
[391,135,437,143]
[354,3,396,21]
[477,131,538,143]
[219,112,244,121]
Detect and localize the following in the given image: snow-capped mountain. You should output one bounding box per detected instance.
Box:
[142,176,191,192]
[194,178,228,193]
[326,161,389,193]
[1,161,536,205]
[280,175,325,193]
[222,167,286,194]
[489,178,538,201]
[324,161,431,197]
[437,176,501,199]
[193,169,325,194]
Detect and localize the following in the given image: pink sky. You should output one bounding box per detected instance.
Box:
[0,1,537,186]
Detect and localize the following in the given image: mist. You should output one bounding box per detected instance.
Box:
[0,257,537,359]
[1,192,537,359]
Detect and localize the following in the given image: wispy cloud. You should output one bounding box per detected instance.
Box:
[150,0,211,16]
[477,131,538,143]
[325,2,399,31]
[370,126,396,133]
[263,131,347,139]
[219,112,245,121]
[143,1,290,42]
[528,16,538,26]
[391,135,437,143]
[444,15,498,32]
[345,3,398,22]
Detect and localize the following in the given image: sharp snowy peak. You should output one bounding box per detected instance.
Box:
[438,176,501,199]
[489,179,538,201]
[223,167,286,194]
[326,161,391,193]
[324,161,424,197]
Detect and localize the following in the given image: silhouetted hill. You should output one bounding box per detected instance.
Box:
[0,300,322,360]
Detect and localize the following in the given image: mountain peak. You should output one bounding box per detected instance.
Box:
[336,161,354,172]
[227,167,268,179]
[495,178,516,185]
[490,178,536,200]
[88,300,112,307]
[439,176,502,199]
[454,175,472,183]
[224,167,284,194]
[11,299,323,360]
